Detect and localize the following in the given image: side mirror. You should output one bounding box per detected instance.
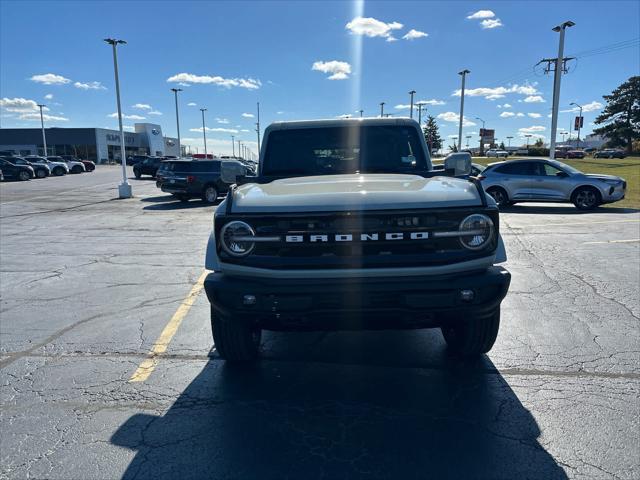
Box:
[221,160,248,184]
[444,152,472,176]
[556,171,569,178]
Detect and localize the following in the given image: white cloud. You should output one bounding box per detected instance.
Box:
[132,103,152,110]
[527,112,542,118]
[148,110,162,116]
[516,112,525,117]
[500,111,515,118]
[19,113,68,122]
[240,129,250,132]
[30,73,71,85]
[402,29,428,40]
[503,103,512,108]
[44,94,53,100]
[187,102,197,106]
[241,113,255,118]
[216,117,229,124]
[560,100,603,113]
[0,97,49,113]
[276,111,285,115]
[523,95,545,103]
[386,36,398,43]
[345,16,403,39]
[466,10,495,19]
[519,125,546,134]
[107,112,146,120]
[74,81,106,90]
[437,111,476,126]
[167,73,261,90]
[417,99,445,106]
[481,18,503,29]
[453,84,538,99]
[178,82,191,87]
[189,127,239,134]
[312,60,352,80]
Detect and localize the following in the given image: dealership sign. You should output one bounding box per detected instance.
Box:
[106,133,134,144]
[479,128,495,143]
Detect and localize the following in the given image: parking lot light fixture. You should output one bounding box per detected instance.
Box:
[507,136,513,147]
[457,70,470,154]
[171,88,182,157]
[408,90,416,119]
[37,104,47,156]
[549,20,575,159]
[200,108,208,157]
[380,102,385,117]
[104,38,131,198]
[525,134,532,149]
[231,135,235,157]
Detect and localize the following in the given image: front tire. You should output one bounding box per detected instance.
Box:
[202,185,218,204]
[18,170,31,181]
[53,167,65,176]
[211,307,261,362]
[35,169,47,179]
[134,169,141,179]
[572,187,601,210]
[71,166,83,174]
[486,187,511,208]
[441,308,500,356]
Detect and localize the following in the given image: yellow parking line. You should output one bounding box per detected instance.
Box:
[129,270,208,383]
[513,219,639,228]
[583,238,640,245]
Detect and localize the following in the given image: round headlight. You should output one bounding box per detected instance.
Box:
[220,221,255,257]
[459,214,494,251]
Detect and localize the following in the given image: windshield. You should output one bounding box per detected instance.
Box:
[262,125,428,176]
[549,159,582,174]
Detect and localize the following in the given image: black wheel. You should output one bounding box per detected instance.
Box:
[202,185,218,204]
[134,169,141,179]
[176,194,189,202]
[441,308,500,356]
[486,187,511,208]
[211,307,261,362]
[572,187,601,210]
[53,167,65,176]
[35,169,47,179]
[18,170,31,181]
[72,166,83,174]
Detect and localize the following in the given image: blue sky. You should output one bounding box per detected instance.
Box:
[1,0,639,155]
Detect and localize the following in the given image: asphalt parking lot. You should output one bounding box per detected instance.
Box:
[1,166,639,479]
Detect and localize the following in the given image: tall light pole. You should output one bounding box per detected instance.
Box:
[451,136,458,151]
[549,21,575,159]
[465,135,472,148]
[359,109,364,118]
[570,101,583,147]
[256,101,261,153]
[457,69,470,155]
[525,134,532,150]
[231,135,235,157]
[237,139,241,158]
[200,108,208,157]
[170,88,182,157]
[417,103,426,126]
[37,104,47,156]
[408,90,416,119]
[104,38,131,198]
[507,136,513,147]
[380,102,385,117]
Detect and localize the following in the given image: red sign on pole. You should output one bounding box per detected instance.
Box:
[574,116,584,131]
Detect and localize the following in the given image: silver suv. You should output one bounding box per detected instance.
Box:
[479,158,626,210]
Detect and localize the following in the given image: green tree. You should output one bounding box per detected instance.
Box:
[422,115,443,154]
[499,141,506,150]
[593,76,640,153]
[534,138,544,148]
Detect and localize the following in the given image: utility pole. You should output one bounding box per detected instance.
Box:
[237,139,241,158]
[200,108,208,157]
[104,38,131,198]
[570,101,583,147]
[507,136,513,147]
[379,102,385,117]
[543,20,575,159]
[457,70,470,154]
[408,90,416,119]
[170,88,182,157]
[37,104,47,156]
[256,101,261,153]
[231,135,235,157]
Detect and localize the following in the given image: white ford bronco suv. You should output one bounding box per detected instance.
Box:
[205,118,510,362]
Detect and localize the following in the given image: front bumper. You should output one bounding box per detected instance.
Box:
[204,266,511,331]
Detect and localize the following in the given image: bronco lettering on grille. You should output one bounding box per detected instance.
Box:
[284,232,430,243]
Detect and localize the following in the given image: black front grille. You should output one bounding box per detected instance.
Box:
[216,208,498,269]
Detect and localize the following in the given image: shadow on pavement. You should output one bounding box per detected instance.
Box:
[140,194,221,211]
[501,204,639,215]
[112,330,568,479]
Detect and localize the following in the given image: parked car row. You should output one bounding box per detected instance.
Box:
[0,155,95,181]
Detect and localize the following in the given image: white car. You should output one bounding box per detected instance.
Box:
[47,156,85,174]
[486,149,509,158]
[25,156,69,176]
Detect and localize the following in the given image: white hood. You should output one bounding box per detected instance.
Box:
[229,174,482,213]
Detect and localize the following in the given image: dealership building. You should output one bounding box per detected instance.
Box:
[0,123,180,163]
